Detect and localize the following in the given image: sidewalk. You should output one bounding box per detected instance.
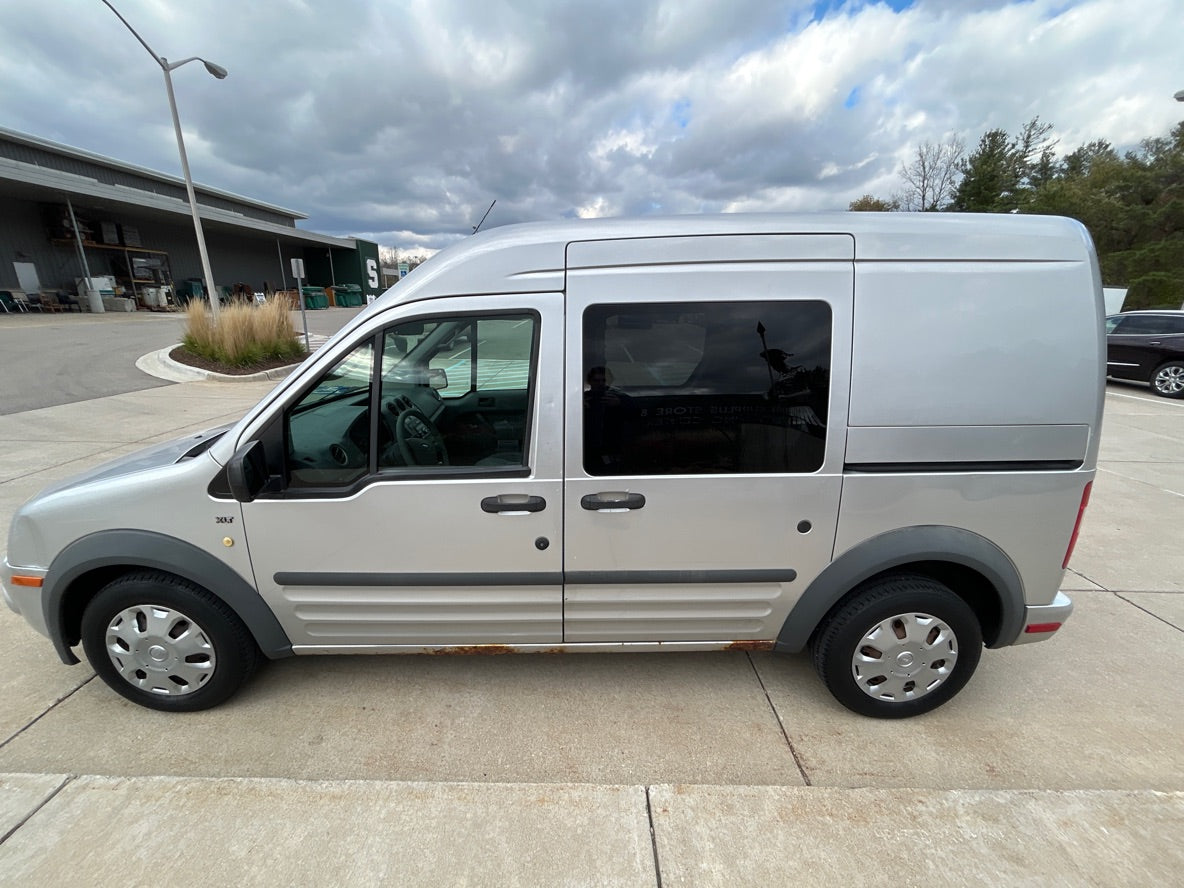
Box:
[2,773,1180,886]
[1,380,1182,885]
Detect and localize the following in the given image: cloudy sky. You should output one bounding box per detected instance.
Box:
[1,0,1180,254]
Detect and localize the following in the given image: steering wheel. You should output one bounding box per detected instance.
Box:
[395,408,449,466]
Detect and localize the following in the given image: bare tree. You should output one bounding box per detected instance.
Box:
[895,137,965,211]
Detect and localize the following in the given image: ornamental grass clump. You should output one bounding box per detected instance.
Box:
[182,296,306,368]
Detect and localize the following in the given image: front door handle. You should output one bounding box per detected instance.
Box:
[481,494,546,514]
[581,492,646,512]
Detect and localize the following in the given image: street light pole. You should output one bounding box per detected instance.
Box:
[100,0,227,320]
[161,59,223,320]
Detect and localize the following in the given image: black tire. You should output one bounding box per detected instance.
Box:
[81,571,260,712]
[1150,361,1184,399]
[811,575,982,719]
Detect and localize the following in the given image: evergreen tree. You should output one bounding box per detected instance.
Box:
[1027,122,1183,309]
[887,117,1183,308]
[952,117,1055,212]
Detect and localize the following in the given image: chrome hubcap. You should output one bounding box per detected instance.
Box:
[851,612,958,702]
[1154,366,1184,395]
[104,605,215,696]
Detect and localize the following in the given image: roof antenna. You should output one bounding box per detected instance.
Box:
[472,200,496,234]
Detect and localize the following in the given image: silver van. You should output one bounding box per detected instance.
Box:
[2,213,1104,717]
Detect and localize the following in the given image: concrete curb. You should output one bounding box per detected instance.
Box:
[136,337,330,384]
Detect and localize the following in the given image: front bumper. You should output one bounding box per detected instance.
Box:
[1,554,51,639]
[1012,590,1074,645]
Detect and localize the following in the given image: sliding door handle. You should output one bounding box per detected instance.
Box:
[581,492,646,512]
[481,494,546,514]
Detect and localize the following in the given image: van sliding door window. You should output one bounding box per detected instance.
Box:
[582,301,831,475]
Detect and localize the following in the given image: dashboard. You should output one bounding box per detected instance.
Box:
[287,382,446,481]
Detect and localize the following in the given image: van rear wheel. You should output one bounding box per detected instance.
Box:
[812,576,982,718]
[81,571,259,712]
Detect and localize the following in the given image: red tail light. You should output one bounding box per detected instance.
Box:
[1062,482,1092,569]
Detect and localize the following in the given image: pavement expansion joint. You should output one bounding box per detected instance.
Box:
[745,651,812,786]
[1115,592,1184,632]
[644,785,665,888]
[0,774,73,847]
[0,676,96,753]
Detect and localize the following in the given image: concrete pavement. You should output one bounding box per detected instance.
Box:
[0,374,1182,884]
[2,777,1181,886]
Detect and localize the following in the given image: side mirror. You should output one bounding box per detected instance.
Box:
[427,368,448,391]
[227,440,268,503]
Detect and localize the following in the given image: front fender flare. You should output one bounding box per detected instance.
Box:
[775,525,1025,653]
[42,529,292,665]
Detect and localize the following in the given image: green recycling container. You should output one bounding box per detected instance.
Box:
[301,286,328,310]
[332,283,363,307]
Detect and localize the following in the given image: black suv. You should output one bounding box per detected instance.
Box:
[1106,310,1184,398]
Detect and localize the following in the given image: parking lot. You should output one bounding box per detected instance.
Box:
[0,320,1181,883]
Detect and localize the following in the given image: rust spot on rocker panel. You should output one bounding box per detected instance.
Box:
[723,640,776,652]
[428,645,515,656]
[425,645,567,656]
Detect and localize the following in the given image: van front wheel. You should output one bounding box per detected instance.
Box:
[81,572,259,712]
[812,576,982,718]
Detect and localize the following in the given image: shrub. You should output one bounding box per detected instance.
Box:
[182,297,306,368]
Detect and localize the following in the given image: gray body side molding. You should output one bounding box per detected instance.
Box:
[42,529,293,665]
[775,525,1026,653]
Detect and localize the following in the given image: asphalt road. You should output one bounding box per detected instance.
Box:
[0,307,364,416]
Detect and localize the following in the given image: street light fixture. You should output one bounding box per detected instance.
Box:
[100,0,227,320]
[1175,89,1184,102]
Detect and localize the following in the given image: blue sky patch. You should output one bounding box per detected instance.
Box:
[845,86,862,109]
[808,0,914,23]
[1042,2,1077,20]
[672,99,692,129]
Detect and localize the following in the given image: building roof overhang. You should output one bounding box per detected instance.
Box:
[0,126,307,219]
[0,154,355,250]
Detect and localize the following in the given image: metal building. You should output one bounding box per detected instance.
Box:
[0,126,380,306]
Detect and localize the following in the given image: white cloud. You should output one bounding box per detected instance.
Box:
[0,0,1179,249]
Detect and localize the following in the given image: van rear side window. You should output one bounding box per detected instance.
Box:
[582,300,831,475]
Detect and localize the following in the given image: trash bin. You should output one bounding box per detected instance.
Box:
[333,283,363,307]
[301,286,329,310]
[176,278,205,306]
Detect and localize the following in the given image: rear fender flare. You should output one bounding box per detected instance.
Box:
[775,525,1025,652]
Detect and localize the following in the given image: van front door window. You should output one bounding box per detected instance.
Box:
[283,313,539,491]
